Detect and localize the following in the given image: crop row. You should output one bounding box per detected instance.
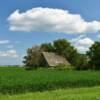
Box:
[0,67,100,94]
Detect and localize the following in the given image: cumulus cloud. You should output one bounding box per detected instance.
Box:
[71,36,94,53]
[76,37,94,46]
[0,49,19,58]
[97,34,100,38]
[0,40,10,44]
[7,7,100,34]
[75,46,89,53]
[71,35,86,42]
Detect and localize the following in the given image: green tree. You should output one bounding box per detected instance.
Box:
[54,39,70,54]
[53,39,88,69]
[53,39,78,66]
[87,42,100,69]
[75,54,88,70]
[40,43,54,52]
[23,39,89,70]
[23,46,42,69]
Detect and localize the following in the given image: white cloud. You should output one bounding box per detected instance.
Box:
[97,34,100,38]
[76,46,89,53]
[71,36,94,53]
[76,37,94,46]
[71,35,86,42]
[0,49,19,58]
[0,40,10,44]
[8,7,100,34]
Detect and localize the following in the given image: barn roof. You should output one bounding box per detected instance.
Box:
[42,52,70,66]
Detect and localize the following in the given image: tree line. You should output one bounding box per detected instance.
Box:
[23,39,100,70]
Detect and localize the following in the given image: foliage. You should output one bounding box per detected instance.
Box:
[87,42,100,69]
[40,43,55,52]
[53,39,77,65]
[75,54,89,70]
[24,39,88,69]
[53,39,88,69]
[0,67,100,94]
[54,39,71,55]
[23,47,43,69]
[54,64,73,70]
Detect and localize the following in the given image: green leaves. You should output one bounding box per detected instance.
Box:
[87,42,100,69]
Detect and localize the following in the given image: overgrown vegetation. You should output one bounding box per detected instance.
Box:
[87,42,100,70]
[24,39,100,70]
[0,67,100,94]
[24,39,92,70]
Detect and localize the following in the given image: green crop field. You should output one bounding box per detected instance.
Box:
[0,86,100,100]
[0,67,100,94]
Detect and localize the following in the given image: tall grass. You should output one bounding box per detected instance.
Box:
[0,67,100,94]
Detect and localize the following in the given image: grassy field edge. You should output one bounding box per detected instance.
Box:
[0,86,100,100]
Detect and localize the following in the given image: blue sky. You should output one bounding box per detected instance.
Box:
[0,0,100,65]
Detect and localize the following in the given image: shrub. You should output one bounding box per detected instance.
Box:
[54,64,73,70]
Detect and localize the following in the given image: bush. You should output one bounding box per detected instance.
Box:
[54,64,73,70]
